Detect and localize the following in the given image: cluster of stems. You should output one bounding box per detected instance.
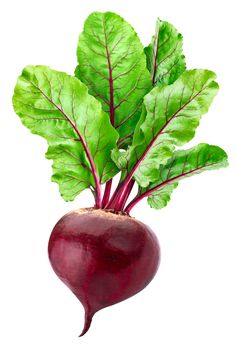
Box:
[94,158,147,214]
[99,177,136,214]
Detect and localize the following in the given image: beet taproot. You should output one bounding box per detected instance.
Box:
[48,208,160,336]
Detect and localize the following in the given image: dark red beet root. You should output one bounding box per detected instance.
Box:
[48,208,160,336]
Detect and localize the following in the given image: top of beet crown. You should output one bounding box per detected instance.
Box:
[73,208,131,219]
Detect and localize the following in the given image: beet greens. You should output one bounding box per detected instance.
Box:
[13,11,228,213]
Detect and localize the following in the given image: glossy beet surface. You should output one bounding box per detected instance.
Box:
[48,208,160,336]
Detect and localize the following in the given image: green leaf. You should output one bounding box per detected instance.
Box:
[112,69,219,187]
[147,184,178,209]
[75,11,152,148]
[144,18,186,87]
[12,65,118,202]
[145,144,228,209]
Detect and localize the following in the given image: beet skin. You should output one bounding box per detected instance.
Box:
[48,208,160,336]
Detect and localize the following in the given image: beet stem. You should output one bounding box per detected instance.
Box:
[79,311,94,337]
[116,179,135,210]
[106,181,123,208]
[124,194,140,213]
[102,179,112,208]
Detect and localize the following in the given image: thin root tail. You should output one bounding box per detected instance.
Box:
[79,311,94,337]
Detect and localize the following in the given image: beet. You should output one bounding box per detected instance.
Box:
[48,208,160,336]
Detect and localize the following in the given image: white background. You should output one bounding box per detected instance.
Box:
[0,0,235,343]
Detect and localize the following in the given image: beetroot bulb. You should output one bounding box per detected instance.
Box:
[48,208,160,336]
